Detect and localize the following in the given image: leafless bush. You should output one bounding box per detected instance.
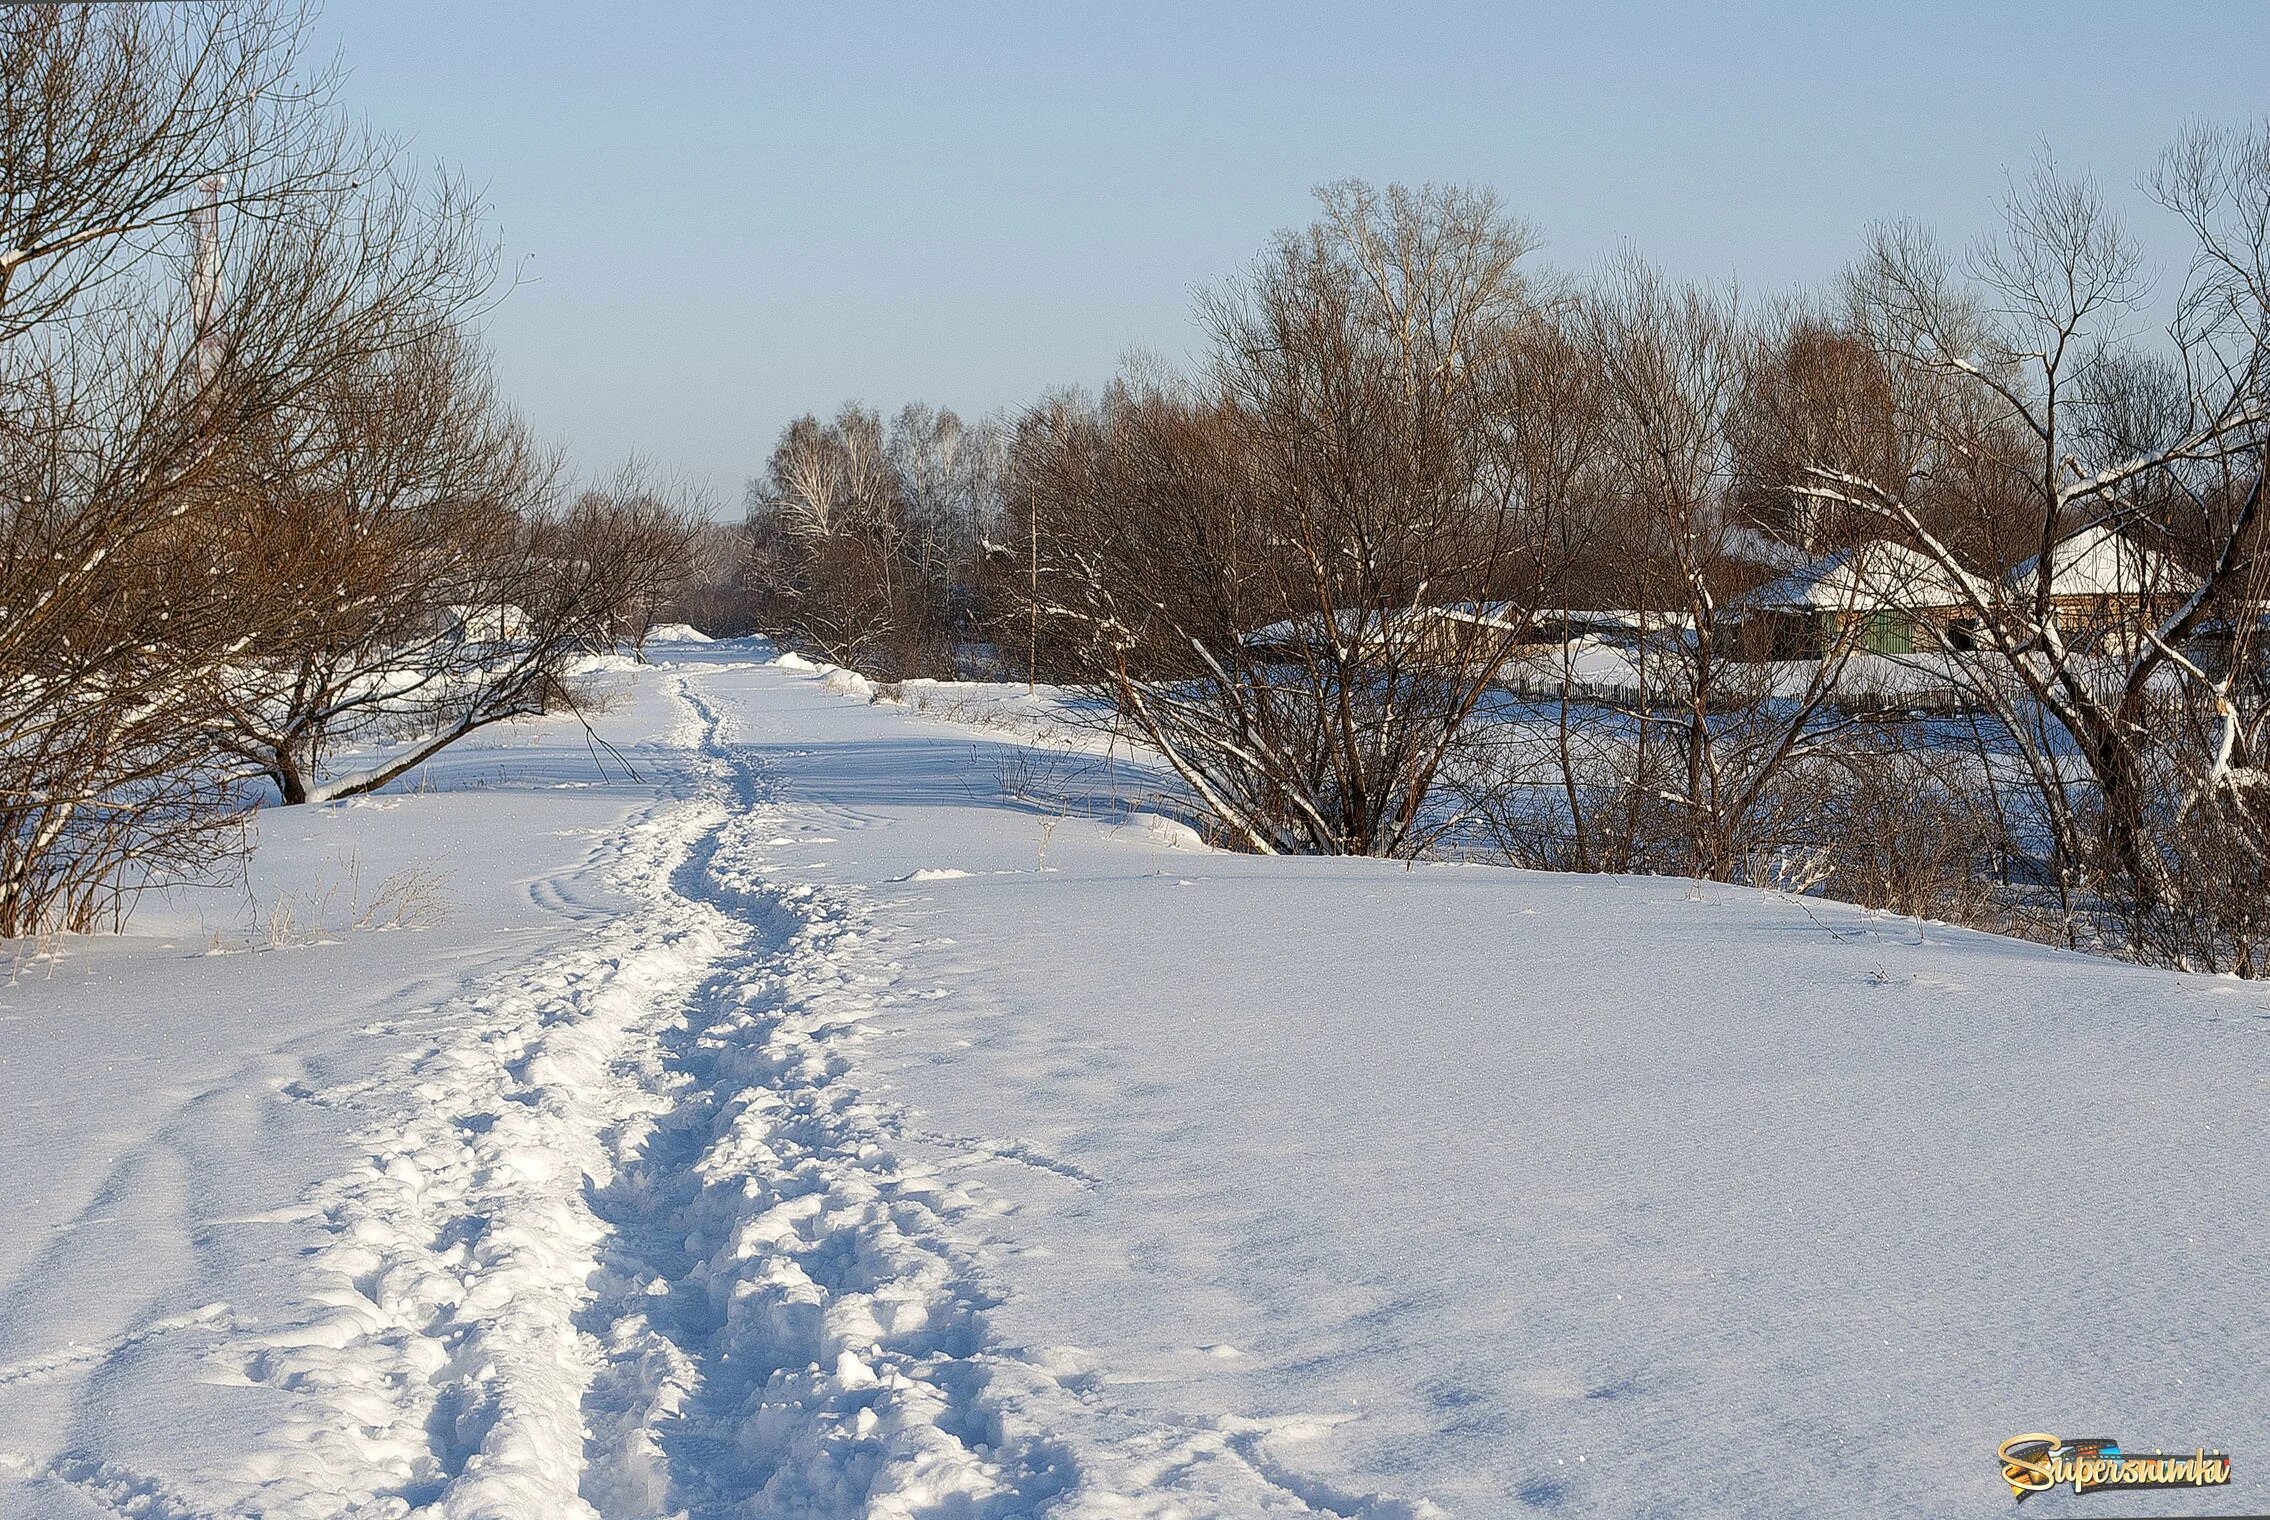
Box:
[1454,707,1691,874]
[1812,742,2007,921]
[989,746,1094,814]
[351,861,450,932]
[241,851,448,948]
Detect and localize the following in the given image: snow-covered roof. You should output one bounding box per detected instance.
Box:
[1242,604,1531,649]
[1425,601,1528,632]
[1720,526,1816,575]
[1239,609,1405,650]
[1744,540,1966,613]
[2004,524,2199,601]
[1436,604,1694,633]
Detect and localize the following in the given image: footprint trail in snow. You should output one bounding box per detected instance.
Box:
[195,666,1382,1519]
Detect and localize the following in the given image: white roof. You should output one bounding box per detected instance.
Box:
[1468,605,1693,632]
[1748,540,1966,612]
[1240,609,1399,649]
[2005,524,2198,600]
[1425,601,1528,632]
[1720,525,1816,575]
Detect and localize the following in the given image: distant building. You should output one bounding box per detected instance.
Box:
[2002,523,2198,643]
[1735,540,1972,659]
[1237,601,1685,684]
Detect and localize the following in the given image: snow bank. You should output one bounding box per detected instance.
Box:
[820,666,877,701]
[1101,810,1209,852]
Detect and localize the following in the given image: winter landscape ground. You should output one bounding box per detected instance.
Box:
[0,638,2263,1519]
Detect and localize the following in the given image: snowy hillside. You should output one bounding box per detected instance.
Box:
[0,642,2262,1518]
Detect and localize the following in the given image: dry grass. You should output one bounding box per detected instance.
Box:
[239,850,452,950]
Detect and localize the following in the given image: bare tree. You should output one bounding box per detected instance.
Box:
[189,323,591,805]
[1015,182,1558,855]
[1728,311,1908,554]
[562,464,707,658]
[0,0,504,921]
[1573,263,1880,882]
[669,518,763,635]
[0,2,355,343]
[747,402,999,676]
[1797,144,2269,947]
[0,327,254,931]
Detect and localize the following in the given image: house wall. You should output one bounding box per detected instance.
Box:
[1733,611,1831,662]
[2042,593,2185,639]
[1731,605,1972,661]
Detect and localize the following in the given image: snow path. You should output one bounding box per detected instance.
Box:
[193,678,740,1515]
[565,675,1072,1519]
[70,665,1383,1519]
[164,671,1038,1518]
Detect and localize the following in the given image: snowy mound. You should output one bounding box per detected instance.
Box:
[643,622,713,644]
[1101,811,1208,852]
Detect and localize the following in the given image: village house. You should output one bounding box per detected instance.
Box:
[2002,522,2199,647]
[1734,539,1973,659]
[1240,604,1539,679]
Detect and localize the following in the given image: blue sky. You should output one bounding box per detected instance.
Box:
[310,2,2267,513]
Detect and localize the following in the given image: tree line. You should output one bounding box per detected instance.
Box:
[1,1,704,935]
[745,146,2270,974]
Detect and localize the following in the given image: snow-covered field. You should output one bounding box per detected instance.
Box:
[1,641,2263,1518]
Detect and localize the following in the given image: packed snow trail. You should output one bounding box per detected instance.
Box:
[563,674,1077,1518]
[2,659,1383,1518]
[198,670,1072,1518]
